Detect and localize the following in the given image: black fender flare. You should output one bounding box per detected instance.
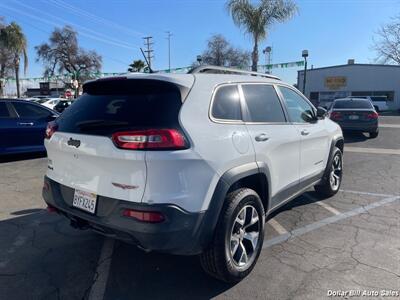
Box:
[196,162,271,249]
[322,137,344,181]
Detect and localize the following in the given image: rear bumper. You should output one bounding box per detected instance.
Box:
[42,176,213,255]
[336,121,378,132]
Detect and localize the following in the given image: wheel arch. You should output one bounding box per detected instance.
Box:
[198,162,271,249]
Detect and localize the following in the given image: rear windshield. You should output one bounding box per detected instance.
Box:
[56,79,183,135]
[333,100,372,109]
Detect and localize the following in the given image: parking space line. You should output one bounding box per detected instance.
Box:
[344,146,400,155]
[268,219,288,235]
[88,238,115,300]
[303,194,341,215]
[339,189,397,198]
[379,124,400,129]
[263,195,400,249]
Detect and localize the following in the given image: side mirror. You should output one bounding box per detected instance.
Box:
[316,106,327,119]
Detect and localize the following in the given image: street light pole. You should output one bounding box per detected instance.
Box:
[166,31,172,72]
[302,50,308,95]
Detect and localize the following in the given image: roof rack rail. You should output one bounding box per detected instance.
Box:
[188,65,281,80]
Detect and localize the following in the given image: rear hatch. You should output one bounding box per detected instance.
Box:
[329,99,378,123]
[45,77,190,203]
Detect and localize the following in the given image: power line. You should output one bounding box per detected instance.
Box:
[47,0,145,37]
[143,36,154,69]
[0,2,139,51]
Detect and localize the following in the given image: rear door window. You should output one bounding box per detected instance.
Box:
[56,79,183,135]
[242,84,286,123]
[12,102,52,119]
[211,85,242,121]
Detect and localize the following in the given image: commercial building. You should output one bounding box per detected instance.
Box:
[297,61,400,110]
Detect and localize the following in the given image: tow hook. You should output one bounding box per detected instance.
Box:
[70,218,89,230]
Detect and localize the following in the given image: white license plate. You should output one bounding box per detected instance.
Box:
[72,189,97,214]
[349,115,359,120]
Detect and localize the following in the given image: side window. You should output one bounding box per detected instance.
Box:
[279,86,315,123]
[242,84,286,123]
[211,85,242,121]
[0,102,11,118]
[12,102,51,119]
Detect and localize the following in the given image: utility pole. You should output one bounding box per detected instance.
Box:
[166,31,172,72]
[143,36,154,69]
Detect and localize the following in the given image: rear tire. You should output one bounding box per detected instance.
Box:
[369,130,379,138]
[200,188,265,283]
[315,147,343,198]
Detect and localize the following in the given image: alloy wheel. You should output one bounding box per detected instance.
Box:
[229,205,261,268]
[330,153,342,191]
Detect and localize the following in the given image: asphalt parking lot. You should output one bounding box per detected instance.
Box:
[0,115,399,300]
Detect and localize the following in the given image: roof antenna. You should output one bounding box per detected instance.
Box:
[140,47,154,73]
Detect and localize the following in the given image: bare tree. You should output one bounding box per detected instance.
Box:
[36,26,102,97]
[373,15,400,64]
[200,34,250,67]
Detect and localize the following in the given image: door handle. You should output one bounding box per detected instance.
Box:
[301,129,310,136]
[18,122,34,126]
[255,133,269,142]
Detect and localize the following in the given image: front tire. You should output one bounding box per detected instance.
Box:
[200,188,265,283]
[315,147,343,197]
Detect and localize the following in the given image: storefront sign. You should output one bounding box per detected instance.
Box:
[325,76,347,90]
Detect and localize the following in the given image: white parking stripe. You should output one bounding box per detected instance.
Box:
[379,124,400,129]
[88,238,115,300]
[345,146,400,155]
[268,219,288,234]
[303,194,341,215]
[340,189,397,198]
[263,195,400,248]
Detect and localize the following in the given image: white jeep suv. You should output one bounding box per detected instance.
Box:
[42,66,344,282]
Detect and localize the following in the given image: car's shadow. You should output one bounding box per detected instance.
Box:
[0,191,330,299]
[0,151,46,163]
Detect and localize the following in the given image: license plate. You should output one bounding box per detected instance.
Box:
[349,115,359,120]
[72,189,97,214]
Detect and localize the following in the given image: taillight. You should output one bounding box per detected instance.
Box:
[45,121,58,139]
[112,129,188,150]
[330,112,342,120]
[366,112,379,119]
[122,209,165,223]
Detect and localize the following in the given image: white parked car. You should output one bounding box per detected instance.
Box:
[42,66,344,282]
[351,96,389,112]
[41,98,62,110]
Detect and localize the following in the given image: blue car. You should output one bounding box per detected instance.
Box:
[0,99,59,155]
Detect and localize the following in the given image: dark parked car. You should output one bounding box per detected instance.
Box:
[0,99,59,155]
[53,100,73,113]
[328,98,379,138]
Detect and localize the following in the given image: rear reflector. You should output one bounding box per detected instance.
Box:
[112,129,188,150]
[122,209,165,223]
[45,121,58,139]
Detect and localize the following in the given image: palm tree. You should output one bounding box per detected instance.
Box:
[227,0,297,71]
[0,22,28,98]
[128,59,145,72]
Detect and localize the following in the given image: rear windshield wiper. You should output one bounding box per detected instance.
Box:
[76,120,129,130]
